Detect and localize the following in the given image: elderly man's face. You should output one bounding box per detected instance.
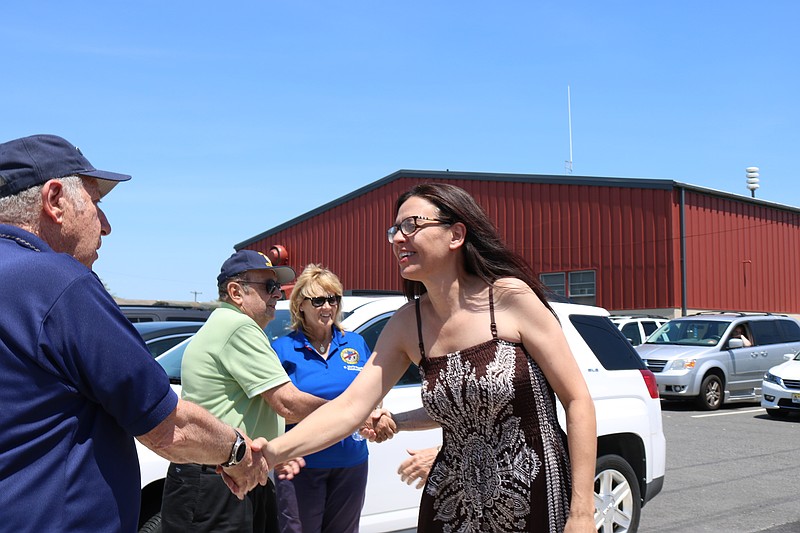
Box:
[56,177,111,269]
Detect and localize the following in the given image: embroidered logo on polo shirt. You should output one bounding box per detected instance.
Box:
[340,348,359,365]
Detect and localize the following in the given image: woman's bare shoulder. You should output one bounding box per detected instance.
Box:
[493,277,535,300]
[493,277,550,313]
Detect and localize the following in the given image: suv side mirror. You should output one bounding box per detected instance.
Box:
[727,338,744,349]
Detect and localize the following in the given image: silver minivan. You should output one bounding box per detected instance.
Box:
[636,313,800,410]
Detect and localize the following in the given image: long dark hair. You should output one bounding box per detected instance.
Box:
[395,182,554,314]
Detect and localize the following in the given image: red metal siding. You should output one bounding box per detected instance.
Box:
[681,191,800,313]
[242,174,799,313]
[244,177,679,311]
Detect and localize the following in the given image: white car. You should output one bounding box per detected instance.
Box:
[137,295,665,533]
[609,315,668,346]
[762,350,800,418]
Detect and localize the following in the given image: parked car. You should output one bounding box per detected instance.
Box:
[137,295,665,533]
[762,350,800,417]
[610,315,668,346]
[120,304,215,323]
[636,312,800,410]
[132,321,204,358]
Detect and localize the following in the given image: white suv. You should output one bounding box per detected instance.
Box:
[610,315,668,346]
[137,295,665,533]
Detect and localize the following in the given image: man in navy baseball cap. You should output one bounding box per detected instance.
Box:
[217,249,296,286]
[0,134,273,533]
[0,134,131,198]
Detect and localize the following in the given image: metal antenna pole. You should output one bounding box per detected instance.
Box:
[566,85,574,174]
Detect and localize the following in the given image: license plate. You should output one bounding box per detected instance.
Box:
[793,393,800,404]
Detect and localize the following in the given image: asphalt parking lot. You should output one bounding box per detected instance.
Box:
[640,401,800,533]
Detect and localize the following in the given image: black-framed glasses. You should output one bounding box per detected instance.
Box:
[305,295,341,308]
[386,215,448,243]
[240,278,282,294]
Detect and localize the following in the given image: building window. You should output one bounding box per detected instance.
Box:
[568,270,596,306]
[540,273,566,297]
[569,271,595,296]
[540,270,596,305]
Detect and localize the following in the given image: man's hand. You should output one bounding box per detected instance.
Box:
[398,446,439,489]
[218,436,270,499]
[360,408,397,443]
[274,457,306,480]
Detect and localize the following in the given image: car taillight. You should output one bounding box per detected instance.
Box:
[640,369,659,399]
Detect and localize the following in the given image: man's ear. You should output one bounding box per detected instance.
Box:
[227,281,245,304]
[40,180,67,224]
[448,221,466,250]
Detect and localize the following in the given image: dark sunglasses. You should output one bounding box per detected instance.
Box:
[240,279,282,294]
[386,215,448,243]
[305,295,341,308]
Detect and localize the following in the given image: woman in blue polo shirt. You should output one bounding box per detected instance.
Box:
[271,264,371,533]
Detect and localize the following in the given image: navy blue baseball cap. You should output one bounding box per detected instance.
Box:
[217,250,296,285]
[0,134,131,198]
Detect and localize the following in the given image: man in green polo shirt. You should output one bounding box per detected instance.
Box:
[161,250,328,533]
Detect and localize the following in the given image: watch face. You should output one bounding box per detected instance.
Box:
[234,441,247,462]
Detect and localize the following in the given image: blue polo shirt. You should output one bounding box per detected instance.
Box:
[272,328,370,468]
[0,224,178,532]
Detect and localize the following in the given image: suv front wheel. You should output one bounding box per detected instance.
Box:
[696,374,723,411]
[594,454,641,533]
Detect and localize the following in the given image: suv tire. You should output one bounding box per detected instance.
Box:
[138,512,161,533]
[595,454,641,533]
[696,374,723,410]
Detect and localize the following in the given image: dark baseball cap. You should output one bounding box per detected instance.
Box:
[217,250,296,285]
[0,134,131,198]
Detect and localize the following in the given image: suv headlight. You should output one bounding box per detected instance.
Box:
[671,359,696,370]
[764,371,783,387]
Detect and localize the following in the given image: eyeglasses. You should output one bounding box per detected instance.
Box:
[305,295,341,308]
[386,215,448,243]
[240,278,283,294]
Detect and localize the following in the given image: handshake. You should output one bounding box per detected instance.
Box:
[215,433,304,500]
[217,409,398,499]
[358,407,398,443]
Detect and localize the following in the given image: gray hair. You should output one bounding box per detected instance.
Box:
[0,175,86,228]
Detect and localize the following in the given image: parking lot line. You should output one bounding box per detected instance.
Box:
[691,408,764,418]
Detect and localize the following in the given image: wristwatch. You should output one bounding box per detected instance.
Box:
[220,429,247,468]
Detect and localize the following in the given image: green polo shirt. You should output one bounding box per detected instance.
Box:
[181,302,290,440]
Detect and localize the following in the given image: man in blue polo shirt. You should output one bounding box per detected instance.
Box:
[0,134,271,532]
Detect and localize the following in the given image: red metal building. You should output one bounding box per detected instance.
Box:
[236,170,800,316]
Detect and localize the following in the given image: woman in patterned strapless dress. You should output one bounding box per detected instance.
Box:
[262,183,597,533]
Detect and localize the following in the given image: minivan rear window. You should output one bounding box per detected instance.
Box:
[750,320,782,345]
[570,315,646,371]
[777,320,800,343]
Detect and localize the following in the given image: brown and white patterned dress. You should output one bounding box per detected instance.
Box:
[415,287,572,533]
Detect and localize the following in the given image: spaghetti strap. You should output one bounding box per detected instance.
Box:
[488,285,498,339]
[415,297,426,358]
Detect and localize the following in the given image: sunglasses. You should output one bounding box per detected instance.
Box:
[240,278,283,294]
[305,295,341,308]
[386,215,448,243]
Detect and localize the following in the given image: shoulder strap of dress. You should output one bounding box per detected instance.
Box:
[415,297,426,358]
[489,285,498,339]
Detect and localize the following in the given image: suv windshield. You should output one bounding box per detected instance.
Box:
[265,310,293,341]
[646,319,732,346]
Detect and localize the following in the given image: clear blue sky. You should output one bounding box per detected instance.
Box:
[3,1,798,302]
